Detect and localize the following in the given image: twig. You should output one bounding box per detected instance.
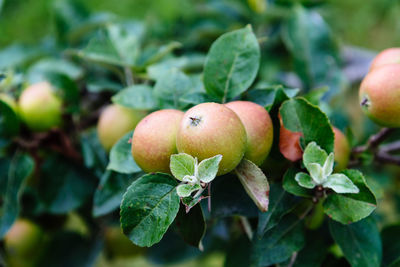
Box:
[380,140,400,153]
[352,128,394,154]
[239,216,253,240]
[124,67,134,86]
[208,182,212,213]
[286,252,298,267]
[376,152,400,165]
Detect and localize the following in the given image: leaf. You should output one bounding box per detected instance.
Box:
[120,173,180,247]
[283,168,313,198]
[175,204,206,249]
[307,163,325,184]
[323,169,376,224]
[170,153,196,181]
[92,171,141,217]
[234,159,270,212]
[322,153,334,177]
[246,85,299,111]
[111,85,157,110]
[0,153,34,238]
[282,5,344,93]
[154,69,193,109]
[323,173,359,194]
[293,229,330,267]
[251,214,305,266]
[0,44,44,69]
[0,99,20,137]
[107,131,141,174]
[381,224,400,267]
[256,184,299,237]
[302,141,328,168]
[46,73,80,114]
[27,58,84,83]
[80,129,108,177]
[203,25,260,102]
[280,98,334,154]
[329,217,382,267]
[198,155,222,183]
[137,42,182,67]
[176,184,201,198]
[295,172,315,189]
[225,235,252,267]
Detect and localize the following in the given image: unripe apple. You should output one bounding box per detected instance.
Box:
[18,81,63,132]
[131,109,184,173]
[279,122,350,171]
[4,219,44,260]
[225,101,273,166]
[369,48,400,71]
[176,103,247,176]
[104,227,146,258]
[359,64,400,127]
[97,104,146,152]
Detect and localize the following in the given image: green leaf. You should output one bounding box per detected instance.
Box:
[303,86,329,105]
[137,42,182,67]
[0,153,34,238]
[256,184,299,237]
[107,131,141,174]
[80,129,108,177]
[307,163,325,184]
[234,159,270,212]
[323,173,359,194]
[381,224,400,267]
[293,229,330,267]
[0,44,44,69]
[93,171,141,217]
[251,214,305,266]
[322,153,334,177]
[120,173,179,247]
[27,58,84,83]
[282,6,344,93]
[0,99,20,137]
[280,98,334,154]
[154,69,193,109]
[175,204,206,249]
[47,73,80,114]
[303,141,328,168]
[197,155,222,183]
[204,25,260,102]
[323,169,376,224]
[112,85,157,110]
[283,168,313,198]
[295,172,316,189]
[246,85,299,111]
[176,184,201,198]
[170,153,196,181]
[329,217,382,267]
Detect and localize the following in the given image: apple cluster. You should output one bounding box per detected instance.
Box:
[359,48,400,127]
[131,101,274,175]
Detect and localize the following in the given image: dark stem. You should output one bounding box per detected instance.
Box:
[376,152,400,165]
[352,128,394,154]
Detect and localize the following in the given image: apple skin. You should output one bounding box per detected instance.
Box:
[225,101,273,166]
[97,104,146,152]
[18,82,63,132]
[279,123,350,171]
[4,219,44,265]
[131,109,184,173]
[369,48,400,71]
[104,227,146,258]
[176,102,247,176]
[359,64,400,127]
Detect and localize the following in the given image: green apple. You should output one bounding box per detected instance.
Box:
[104,227,146,258]
[176,102,247,176]
[97,104,146,152]
[359,64,400,127]
[225,101,273,166]
[369,47,400,71]
[4,219,44,266]
[131,109,184,173]
[18,81,63,132]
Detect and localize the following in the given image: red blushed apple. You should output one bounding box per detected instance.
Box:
[225,101,273,166]
[369,48,400,71]
[176,102,247,176]
[131,109,184,173]
[97,104,146,152]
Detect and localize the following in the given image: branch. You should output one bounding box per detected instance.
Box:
[380,140,400,153]
[376,151,400,165]
[352,128,394,154]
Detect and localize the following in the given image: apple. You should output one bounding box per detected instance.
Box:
[225,101,273,166]
[131,109,184,173]
[359,64,400,127]
[4,219,44,266]
[97,104,146,151]
[104,227,146,258]
[18,81,63,132]
[369,48,400,71]
[279,121,350,171]
[176,102,247,176]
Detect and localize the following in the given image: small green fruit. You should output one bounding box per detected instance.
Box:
[333,127,350,172]
[176,102,247,176]
[225,101,273,166]
[4,219,44,261]
[104,227,146,258]
[369,47,400,71]
[132,109,184,173]
[18,82,63,132]
[359,64,400,127]
[97,104,146,152]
